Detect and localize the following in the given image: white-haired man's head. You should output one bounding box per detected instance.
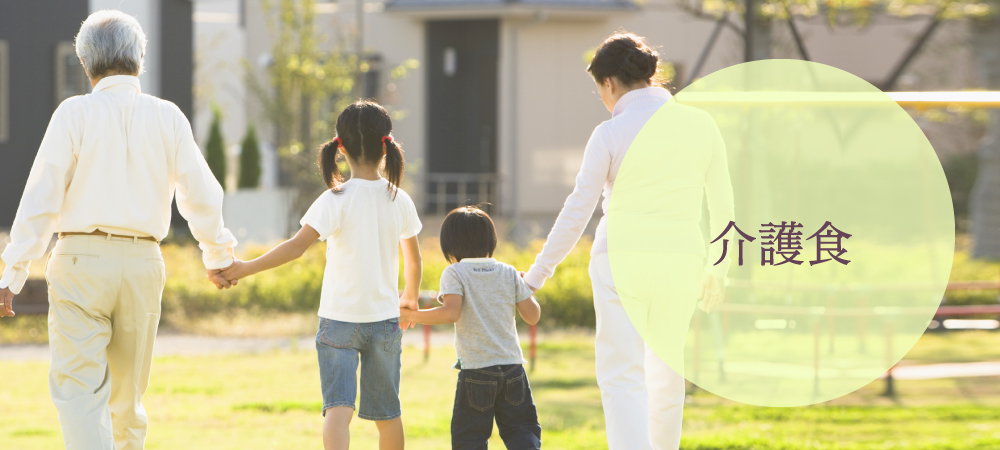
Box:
[75,10,146,79]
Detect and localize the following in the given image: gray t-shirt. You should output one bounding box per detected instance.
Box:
[438,258,535,370]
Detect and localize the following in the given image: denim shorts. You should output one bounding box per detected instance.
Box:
[315,317,403,421]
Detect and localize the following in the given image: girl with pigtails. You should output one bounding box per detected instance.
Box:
[220,100,423,450]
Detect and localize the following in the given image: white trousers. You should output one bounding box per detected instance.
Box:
[589,252,688,450]
[45,235,165,450]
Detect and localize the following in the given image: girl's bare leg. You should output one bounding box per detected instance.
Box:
[323,407,354,450]
[375,417,405,450]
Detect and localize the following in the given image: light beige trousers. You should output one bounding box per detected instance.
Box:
[45,235,165,450]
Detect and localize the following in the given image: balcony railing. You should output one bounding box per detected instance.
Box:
[423,172,499,215]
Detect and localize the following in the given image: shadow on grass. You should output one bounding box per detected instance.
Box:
[10,428,57,437]
[233,400,323,413]
[531,377,597,390]
[148,385,221,396]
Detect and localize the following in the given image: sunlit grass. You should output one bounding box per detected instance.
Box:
[2,335,1000,449]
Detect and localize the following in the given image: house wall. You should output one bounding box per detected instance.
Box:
[503,4,743,238]
[233,1,979,242]
[240,1,426,197]
[363,8,428,209]
[0,1,193,232]
[501,5,977,240]
[192,0,248,190]
[0,0,89,228]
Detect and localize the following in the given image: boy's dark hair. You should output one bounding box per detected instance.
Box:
[440,206,498,263]
[318,99,404,199]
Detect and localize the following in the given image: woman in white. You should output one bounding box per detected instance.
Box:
[521,32,732,450]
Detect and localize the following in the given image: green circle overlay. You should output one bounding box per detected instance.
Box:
[607,60,954,407]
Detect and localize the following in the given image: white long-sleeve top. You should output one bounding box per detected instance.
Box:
[522,86,735,290]
[0,75,237,294]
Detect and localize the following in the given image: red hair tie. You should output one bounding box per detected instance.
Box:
[381,135,393,145]
[331,137,342,147]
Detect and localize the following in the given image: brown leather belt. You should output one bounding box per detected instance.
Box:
[59,230,158,242]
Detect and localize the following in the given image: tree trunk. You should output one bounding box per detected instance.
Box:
[744,0,773,62]
[749,18,772,61]
[970,17,1000,259]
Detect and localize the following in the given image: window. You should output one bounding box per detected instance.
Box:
[443,47,456,77]
[54,41,88,108]
[0,40,8,143]
[360,53,381,100]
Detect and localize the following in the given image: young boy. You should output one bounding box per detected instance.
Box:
[400,206,542,450]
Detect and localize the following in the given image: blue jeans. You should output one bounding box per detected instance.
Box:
[315,317,403,421]
[452,364,542,449]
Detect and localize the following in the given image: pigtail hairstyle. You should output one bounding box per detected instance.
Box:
[317,137,345,190]
[383,136,404,195]
[328,99,405,198]
[587,32,667,87]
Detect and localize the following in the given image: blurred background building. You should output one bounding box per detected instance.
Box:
[0,0,194,230]
[1,0,996,256]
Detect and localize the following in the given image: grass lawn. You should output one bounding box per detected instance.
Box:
[2,332,1000,449]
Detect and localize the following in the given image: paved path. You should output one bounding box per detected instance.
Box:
[0,331,458,362]
[887,361,1000,380]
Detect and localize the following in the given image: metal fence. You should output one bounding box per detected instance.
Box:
[422,172,499,215]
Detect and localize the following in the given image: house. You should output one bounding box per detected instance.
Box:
[214,0,976,242]
[0,0,194,231]
[3,1,972,243]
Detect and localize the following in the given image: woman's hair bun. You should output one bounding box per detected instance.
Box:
[587,32,666,87]
[623,47,658,80]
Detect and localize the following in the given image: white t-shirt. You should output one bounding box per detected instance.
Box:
[300,178,422,322]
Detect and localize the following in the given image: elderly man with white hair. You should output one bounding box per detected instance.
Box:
[0,10,237,450]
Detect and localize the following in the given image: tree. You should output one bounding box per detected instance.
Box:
[245,0,418,215]
[205,107,227,189]
[969,9,1000,259]
[678,0,1000,259]
[239,125,262,189]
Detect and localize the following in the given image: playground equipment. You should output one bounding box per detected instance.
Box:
[670,87,999,401]
[689,280,1000,397]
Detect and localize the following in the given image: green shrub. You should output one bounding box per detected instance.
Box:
[238,125,261,189]
[151,237,998,329]
[205,107,227,188]
[158,238,596,328]
[160,244,325,323]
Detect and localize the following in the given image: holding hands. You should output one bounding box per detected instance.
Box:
[206,260,247,290]
[399,293,419,331]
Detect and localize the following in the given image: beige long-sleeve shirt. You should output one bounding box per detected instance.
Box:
[0,75,236,294]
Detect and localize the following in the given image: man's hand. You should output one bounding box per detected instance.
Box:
[698,274,725,313]
[207,261,240,290]
[0,287,14,317]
